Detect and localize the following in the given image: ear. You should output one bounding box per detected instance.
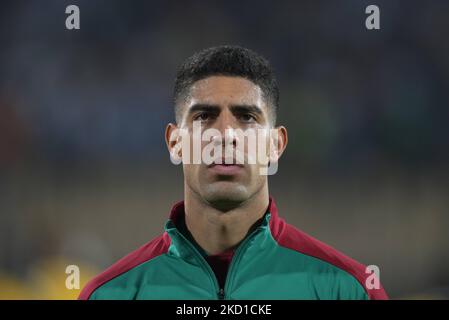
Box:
[269,126,288,163]
[165,123,182,164]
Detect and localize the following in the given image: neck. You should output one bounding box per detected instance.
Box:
[184,184,269,255]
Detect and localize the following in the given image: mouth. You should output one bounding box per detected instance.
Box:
[207,158,244,175]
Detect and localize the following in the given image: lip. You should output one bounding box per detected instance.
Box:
[207,163,244,175]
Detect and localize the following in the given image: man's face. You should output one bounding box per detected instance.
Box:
[166,76,286,210]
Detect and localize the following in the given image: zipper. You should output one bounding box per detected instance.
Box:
[223,226,262,299]
[218,288,225,300]
[172,223,264,300]
[172,228,223,299]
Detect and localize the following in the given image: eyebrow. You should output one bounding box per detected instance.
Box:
[229,104,263,116]
[187,103,264,117]
[187,104,221,116]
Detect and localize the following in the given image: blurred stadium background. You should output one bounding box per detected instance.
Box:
[0,0,448,299]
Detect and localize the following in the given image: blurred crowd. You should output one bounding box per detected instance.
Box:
[0,0,448,299]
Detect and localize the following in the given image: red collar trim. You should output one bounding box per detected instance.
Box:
[168,196,283,240]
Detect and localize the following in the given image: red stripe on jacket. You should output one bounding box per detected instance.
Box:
[78,232,171,300]
[267,198,388,300]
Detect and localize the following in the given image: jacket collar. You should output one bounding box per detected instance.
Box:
[164,196,283,259]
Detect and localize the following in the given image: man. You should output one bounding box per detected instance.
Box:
[79,45,388,300]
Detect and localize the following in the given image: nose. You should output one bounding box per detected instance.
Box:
[213,111,238,148]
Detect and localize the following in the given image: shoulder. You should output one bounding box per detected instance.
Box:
[78,232,171,300]
[270,216,388,300]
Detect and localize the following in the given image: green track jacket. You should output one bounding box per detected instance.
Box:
[79,197,388,300]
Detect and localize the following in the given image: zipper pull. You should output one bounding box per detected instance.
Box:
[218,288,225,300]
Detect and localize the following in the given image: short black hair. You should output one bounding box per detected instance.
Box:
[174,45,279,125]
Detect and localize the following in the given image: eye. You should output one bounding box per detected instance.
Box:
[238,113,257,123]
[194,112,213,122]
